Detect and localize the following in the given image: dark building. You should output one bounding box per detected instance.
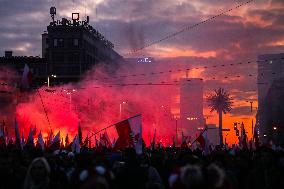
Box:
[261,78,284,145]
[42,7,123,82]
[257,53,284,144]
[179,78,204,136]
[0,51,46,85]
[0,7,123,86]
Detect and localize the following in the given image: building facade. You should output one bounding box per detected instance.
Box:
[257,53,284,143]
[179,78,204,136]
[43,8,122,82]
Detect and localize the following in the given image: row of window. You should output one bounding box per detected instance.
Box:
[53,38,79,48]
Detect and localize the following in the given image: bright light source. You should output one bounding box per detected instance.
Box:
[122,101,126,104]
[73,89,76,92]
[273,127,277,130]
[72,13,79,20]
[263,134,267,137]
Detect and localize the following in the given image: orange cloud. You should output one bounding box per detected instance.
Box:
[150,46,217,58]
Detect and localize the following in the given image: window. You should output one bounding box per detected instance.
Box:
[73,39,79,47]
[53,38,64,47]
[58,38,64,47]
[53,39,58,47]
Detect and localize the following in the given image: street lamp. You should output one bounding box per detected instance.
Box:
[47,74,56,87]
[273,126,277,131]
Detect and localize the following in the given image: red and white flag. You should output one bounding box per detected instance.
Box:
[114,114,143,154]
[196,128,209,154]
[21,64,32,90]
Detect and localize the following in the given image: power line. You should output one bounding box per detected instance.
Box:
[125,0,255,56]
[84,57,283,82]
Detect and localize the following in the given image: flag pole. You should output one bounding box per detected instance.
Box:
[88,114,142,140]
[36,89,51,131]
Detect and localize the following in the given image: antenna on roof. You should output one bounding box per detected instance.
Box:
[50,7,56,22]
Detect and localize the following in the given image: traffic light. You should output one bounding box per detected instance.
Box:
[234,122,237,130]
[236,129,239,136]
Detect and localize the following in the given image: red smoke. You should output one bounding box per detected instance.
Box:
[15,63,178,145]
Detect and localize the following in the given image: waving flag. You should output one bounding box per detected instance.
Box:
[196,128,209,154]
[114,114,142,154]
[20,64,32,90]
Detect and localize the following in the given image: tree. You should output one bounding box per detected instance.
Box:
[207,88,233,146]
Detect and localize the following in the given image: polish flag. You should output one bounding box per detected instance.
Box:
[114,114,143,154]
[196,128,209,154]
[20,64,32,90]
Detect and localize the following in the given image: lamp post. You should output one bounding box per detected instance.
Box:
[47,74,56,87]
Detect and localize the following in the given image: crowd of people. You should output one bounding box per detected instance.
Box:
[0,143,284,189]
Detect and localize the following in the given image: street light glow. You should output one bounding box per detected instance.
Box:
[273,126,277,130]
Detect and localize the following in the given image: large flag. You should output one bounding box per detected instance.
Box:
[114,114,142,154]
[49,131,60,151]
[20,64,32,90]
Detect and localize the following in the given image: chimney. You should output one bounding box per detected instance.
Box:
[5,51,13,58]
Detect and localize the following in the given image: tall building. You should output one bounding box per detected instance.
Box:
[179,78,204,136]
[261,78,284,145]
[257,53,284,143]
[43,7,122,82]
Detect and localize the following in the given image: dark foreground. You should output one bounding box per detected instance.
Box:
[0,145,284,189]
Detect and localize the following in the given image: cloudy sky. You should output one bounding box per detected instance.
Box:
[1,0,284,140]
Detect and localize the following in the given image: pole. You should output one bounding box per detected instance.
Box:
[119,103,122,118]
[69,93,72,112]
[176,118,178,145]
[47,76,50,87]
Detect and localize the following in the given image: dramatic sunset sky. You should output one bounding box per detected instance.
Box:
[1,0,284,144]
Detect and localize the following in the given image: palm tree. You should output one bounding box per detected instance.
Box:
[207,88,233,146]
